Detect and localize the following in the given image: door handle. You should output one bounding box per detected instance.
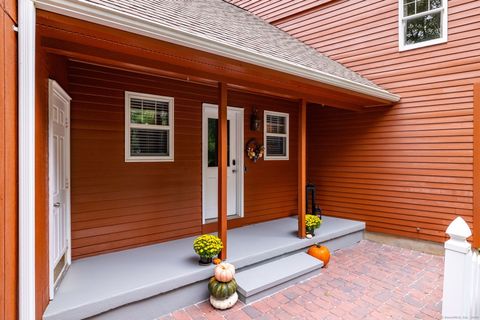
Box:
[53,202,61,208]
[232,169,237,173]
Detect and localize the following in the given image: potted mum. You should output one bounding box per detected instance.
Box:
[305,214,322,236]
[193,234,223,265]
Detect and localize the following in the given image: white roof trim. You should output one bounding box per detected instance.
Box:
[34,0,400,103]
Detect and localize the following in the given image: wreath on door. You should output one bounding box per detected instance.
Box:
[246,138,265,162]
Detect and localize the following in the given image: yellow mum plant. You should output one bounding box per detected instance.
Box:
[305,214,322,230]
[193,234,223,258]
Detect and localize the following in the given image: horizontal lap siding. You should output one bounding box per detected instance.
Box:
[69,62,298,258]
[227,0,333,23]
[231,91,299,227]
[69,62,213,258]
[292,0,478,243]
[229,0,480,243]
[1,4,17,319]
[308,106,473,242]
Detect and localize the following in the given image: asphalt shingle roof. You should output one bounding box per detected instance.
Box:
[84,0,383,90]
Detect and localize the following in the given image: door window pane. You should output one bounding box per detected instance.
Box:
[207,118,230,167]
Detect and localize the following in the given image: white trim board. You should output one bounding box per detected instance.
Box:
[18,0,37,318]
[34,0,400,103]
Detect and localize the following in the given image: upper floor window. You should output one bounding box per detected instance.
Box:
[264,111,289,160]
[125,91,174,162]
[399,0,448,51]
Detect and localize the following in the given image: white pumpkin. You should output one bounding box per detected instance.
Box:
[210,292,238,310]
[214,262,235,282]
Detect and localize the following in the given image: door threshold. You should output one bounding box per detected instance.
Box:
[204,214,242,224]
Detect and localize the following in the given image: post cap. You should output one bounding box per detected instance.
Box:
[446,216,472,240]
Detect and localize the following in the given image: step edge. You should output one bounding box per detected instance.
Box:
[236,255,323,297]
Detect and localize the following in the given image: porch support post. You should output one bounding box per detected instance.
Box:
[298,99,307,238]
[218,82,228,259]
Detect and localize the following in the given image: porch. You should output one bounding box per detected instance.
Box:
[43,216,364,320]
[32,5,398,319]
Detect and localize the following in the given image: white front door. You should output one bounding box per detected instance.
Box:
[202,104,244,222]
[48,80,72,299]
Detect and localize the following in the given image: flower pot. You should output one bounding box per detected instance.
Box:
[306,228,315,236]
[199,256,213,265]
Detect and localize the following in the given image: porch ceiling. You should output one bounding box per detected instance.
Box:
[36,10,398,111]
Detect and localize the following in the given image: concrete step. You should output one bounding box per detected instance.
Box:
[235,252,323,304]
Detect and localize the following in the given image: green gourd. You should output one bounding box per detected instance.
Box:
[208,277,237,299]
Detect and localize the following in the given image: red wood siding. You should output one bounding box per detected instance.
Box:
[35,51,70,319]
[228,0,333,24]
[231,0,480,243]
[68,61,299,259]
[1,2,17,319]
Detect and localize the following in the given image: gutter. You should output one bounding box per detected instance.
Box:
[18,0,36,319]
[34,0,400,103]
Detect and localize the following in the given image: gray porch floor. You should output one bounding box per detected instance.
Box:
[43,216,365,320]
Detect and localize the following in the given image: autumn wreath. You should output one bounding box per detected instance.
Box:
[246,139,265,162]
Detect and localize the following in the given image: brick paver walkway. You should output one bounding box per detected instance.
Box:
[160,240,444,319]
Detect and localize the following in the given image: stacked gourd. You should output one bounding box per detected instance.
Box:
[208,262,238,310]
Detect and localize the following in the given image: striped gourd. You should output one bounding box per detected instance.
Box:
[208,277,237,299]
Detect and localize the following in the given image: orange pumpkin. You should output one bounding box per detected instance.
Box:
[213,258,222,265]
[307,244,330,266]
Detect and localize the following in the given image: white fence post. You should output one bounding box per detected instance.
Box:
[442,216,472,319]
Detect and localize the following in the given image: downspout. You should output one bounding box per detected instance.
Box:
[18,0,36,319]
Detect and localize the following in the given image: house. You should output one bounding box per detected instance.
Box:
[230,0,480,246]
[0,0,477,319]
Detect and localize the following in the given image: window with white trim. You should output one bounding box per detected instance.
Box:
[399,0,447,51]
[125,91,174,162]
[264,111,289,160]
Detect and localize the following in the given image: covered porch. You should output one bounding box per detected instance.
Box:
[43,216,365,320]
[31,2,399,319]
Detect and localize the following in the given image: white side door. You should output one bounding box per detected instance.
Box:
[202,104,244,221]
[48,80,71,299]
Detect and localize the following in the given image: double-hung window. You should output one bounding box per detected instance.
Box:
[399,0,448,51]
[125,91,174,162]
[264,111,289,160]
